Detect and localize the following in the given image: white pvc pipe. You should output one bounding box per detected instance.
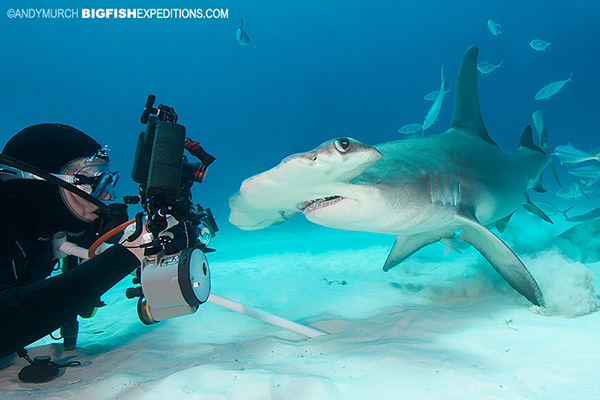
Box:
[54,235,112,261]
[53,236,328,339]
[207,293,327,338]
[57,241,90,260]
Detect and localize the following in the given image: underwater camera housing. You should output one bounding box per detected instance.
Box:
[125,94,218,324]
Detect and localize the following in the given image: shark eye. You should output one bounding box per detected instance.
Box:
[334,138,351,153]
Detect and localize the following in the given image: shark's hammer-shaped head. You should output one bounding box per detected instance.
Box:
[228,137,382,230]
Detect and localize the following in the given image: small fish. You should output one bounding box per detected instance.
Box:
[477,60,505,75]
[530,39,551,51]
[424,88,451,101]
[536,202,574,221]
[487,19,503,37]
[567,207,600,222]
[554,144,600,164]
[568,166,600,179]
[556,179,596,199]
[398,123,423,135]
[556,184,585,200]
[422,65,446,133]
[236,18,250,46]
[535,72,573,100]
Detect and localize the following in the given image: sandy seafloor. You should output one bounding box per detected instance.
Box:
[0,210,599,399]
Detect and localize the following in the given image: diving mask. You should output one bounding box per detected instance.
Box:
[0,160,120,202]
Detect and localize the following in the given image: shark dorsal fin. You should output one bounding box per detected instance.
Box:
[451,46,496,145]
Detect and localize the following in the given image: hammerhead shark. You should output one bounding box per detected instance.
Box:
[229,46,550,307]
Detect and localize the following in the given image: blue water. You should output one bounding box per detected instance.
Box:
[1,0,599,225]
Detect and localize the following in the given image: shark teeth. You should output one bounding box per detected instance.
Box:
[298,196,343,213]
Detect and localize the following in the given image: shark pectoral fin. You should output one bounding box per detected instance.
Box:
[495,212,514,233]
[457,217,545,306]
[523,199,553,224]
[383,229,455,272]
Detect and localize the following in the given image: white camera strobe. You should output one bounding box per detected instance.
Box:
[137,247,210,325]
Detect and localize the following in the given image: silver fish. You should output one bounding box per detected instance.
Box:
[566,207,600,222]
[536,202,573,221]
[236,18,250,46]
[556,185,585,200]
[398,123,423,135]
[568,166,600,179]
[554,144,599,164]
[556,179,596,199]
[530,39,551,51]
[477,60,505,75]
[422,65,447,132]
[535,72,573,100]
[424,88,451,101]
[487,19,503,37]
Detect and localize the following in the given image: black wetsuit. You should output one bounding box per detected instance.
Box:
[0,183,139,359]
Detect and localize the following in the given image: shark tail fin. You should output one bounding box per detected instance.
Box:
[532,110,562,187]
[451,46,496,145]
[536,112,549,154]
[518,125,548,193]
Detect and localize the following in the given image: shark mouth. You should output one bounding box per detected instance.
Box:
[297,196,343,213]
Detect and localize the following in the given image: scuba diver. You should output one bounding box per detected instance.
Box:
[0,123,146,361]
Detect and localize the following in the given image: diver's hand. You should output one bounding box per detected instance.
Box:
[119,215,180,263]
[119,218,152,263]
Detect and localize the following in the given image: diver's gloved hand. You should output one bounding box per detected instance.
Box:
[119,217,153,263]
[94,203,129,244]
[119,215,180,263]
